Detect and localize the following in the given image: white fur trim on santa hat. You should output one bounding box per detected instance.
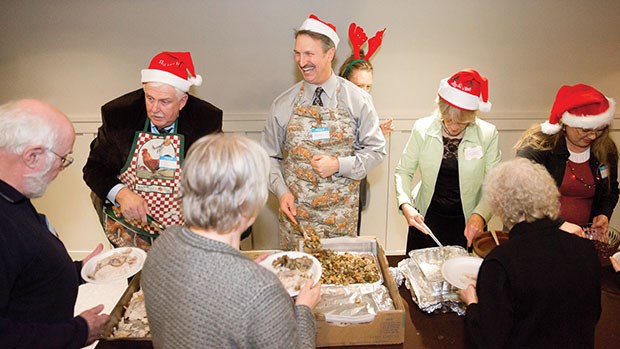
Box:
[541,98,616,134]
[437,78,490,111]
[299,18,340,48]
[141,69,202,92]
[540,121,563,135]
[561,98,616,129]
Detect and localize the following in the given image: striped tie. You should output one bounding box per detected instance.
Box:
[312,87,324,107]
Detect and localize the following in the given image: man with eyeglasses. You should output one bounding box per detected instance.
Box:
[83,52,223,248]
[0,99,110,348]
[516,84,618,233]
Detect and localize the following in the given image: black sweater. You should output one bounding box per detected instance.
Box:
[0,180,88,348]
[465,218,601,348]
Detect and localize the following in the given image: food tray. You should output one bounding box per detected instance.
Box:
[399,246,469,314]
[313,250,383,286]
[409,246,468,282]
[100,272,151,342]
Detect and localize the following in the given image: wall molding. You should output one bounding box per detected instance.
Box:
[72,111,620,135]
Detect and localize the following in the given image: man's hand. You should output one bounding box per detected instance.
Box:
[82,243,104,266]
[310,154,339,178]
[279,192,297,224]
[115,187,149,223]
[80,304,110,345]
[464,214,485,247]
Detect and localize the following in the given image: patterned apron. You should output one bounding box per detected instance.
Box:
[104,120,185,250]
[280,85,360,250]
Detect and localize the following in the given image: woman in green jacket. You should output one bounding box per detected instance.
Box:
[395,69,501,252]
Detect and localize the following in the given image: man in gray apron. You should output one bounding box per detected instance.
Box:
[261,15,386,250]
[83,52,223,249]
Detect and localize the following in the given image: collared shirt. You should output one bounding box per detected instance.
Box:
[261,72,386,198]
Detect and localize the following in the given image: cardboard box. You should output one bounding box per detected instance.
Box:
[99,238,405,347]
[314,237,405,347]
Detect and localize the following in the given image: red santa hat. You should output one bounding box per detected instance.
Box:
[299,14,339,48]
[141,51,202,92]
[541,83,616,135]
[437,69,491,112]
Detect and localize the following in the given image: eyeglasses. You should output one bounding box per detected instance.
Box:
[575,127,606,137]
[47,148,74,169]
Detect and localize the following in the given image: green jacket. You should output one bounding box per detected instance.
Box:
[395,114,501,223]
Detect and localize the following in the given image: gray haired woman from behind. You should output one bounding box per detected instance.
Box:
[142,133,321,349]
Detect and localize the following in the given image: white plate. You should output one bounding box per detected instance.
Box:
[81,247,147,284]
[441,256,483,289]
[260,251,322,297]
[613,251,620,265]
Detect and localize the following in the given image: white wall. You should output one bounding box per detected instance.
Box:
[3,0,620,256]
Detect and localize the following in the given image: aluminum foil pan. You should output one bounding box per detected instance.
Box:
[315,283,394,324]
[398,246,469,315]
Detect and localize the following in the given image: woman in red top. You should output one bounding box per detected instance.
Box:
[516,84,618,233]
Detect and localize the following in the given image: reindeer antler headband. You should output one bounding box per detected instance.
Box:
[343,23,386,78]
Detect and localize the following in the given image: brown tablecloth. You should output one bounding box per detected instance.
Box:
[95,256,620,349]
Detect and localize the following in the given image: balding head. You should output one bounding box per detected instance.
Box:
[0,99,74,154]
[0,99,75,197]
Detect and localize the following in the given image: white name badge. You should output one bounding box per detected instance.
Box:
[464,146,483,160]
[311,127,330,141]
[159,155,178,170]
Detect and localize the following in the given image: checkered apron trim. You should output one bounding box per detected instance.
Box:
[118,130,185,230]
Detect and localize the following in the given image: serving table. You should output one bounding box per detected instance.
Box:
[94,256,620,349]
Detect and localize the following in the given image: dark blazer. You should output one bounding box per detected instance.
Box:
[517,136,619,221]
[465,218,601,348]
[83,88,222,202]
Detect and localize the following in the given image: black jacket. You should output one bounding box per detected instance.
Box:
[83,88,223,201]
[466,218,601,348]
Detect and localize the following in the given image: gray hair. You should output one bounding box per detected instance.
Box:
[143,81,186,100]
[483,158,560,228]
[180,133,269,233]
[0,100,58,155]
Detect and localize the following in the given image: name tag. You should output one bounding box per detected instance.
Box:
[464,146,483,160]
[600,165,609,179]
[159,155,178,170]
[311,127,330,141]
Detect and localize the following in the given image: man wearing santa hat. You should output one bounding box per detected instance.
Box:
[261,15,386,250]
[83,52,222,247]
[516,83,618,233]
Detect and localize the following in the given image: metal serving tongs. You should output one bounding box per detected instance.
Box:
[146,214,165,233]
[490,230,500,246]
[421,222,444,248]
[297,220,319,252]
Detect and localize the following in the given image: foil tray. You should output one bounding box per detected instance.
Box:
[398,246,469,315]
